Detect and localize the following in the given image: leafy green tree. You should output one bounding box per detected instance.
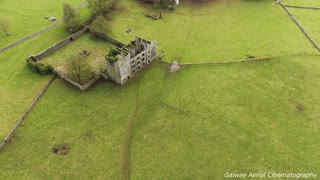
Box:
[91,16,110,33]
[0,18,10,36]
[63,3,81,33]
[88,0,113,15]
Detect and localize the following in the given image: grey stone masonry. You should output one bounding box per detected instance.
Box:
[105,36,157,85]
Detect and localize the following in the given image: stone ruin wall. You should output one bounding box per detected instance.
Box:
[30,27,89,61]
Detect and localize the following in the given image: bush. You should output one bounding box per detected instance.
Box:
[106,47,120,63]
[26,58,37,72]
[91,16,110,34]
[106,56,117,63]
[36,64,52,75]
[26,58,53,75]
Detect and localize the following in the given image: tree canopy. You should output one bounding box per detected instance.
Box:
[88,0,113,15]
[63,3,81,33]
[91,16,110,34]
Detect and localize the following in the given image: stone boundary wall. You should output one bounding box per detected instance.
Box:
[55,70,102,91]
[28,27,126,62]
[0,75,57,150]
[29,27,90,61]
[279,2,320,52]
[284,4,320,10]
[157,57,274,66]
[82,13,98,27]
[89,28,126,47]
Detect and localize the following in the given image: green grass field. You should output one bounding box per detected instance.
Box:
[0,0,88,48]
[42,34,114,68]
[131,56,320,178]
[1,56,320,178]
[108,0,317,63]
[0,0,320,178]
[282,0,320,7]
[0,0,91,140]
[288,8,320,46]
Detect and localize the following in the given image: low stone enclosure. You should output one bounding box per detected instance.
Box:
[27,27,157,91]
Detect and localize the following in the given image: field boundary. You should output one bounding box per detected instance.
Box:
[0,75,57,150]
[278,1,320,52]
[157,54,320,66]
[0,0,88,54]
[284,4,320,10]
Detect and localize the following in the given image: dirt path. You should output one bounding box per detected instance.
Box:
[0,0,88,54]
[120,90,139,180]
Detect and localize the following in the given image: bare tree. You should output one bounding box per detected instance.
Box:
[65,55,93,83]
[0,18,10,36]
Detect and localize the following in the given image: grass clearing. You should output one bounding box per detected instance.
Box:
[42,33,115,83]
[42,34,115,66]
[108,0,317,63]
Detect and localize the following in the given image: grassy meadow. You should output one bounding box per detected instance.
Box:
[282,0,320,7]
[0,0,88,48]
[1,56,320,178]
[108,0,317,63]
[288,8,320,46]
[0,0,320,179]
[131,56,320,178]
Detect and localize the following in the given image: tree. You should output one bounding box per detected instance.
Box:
[88,0,113,15]
[65,55,93,84]
[63,4,81,33]
[160,0,175,8]
[91,16,110,34]
[0,18,10,36]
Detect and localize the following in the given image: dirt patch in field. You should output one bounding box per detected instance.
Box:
[297,103,304,112]
[52,144,70,155]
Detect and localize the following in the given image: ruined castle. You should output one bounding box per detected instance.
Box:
[104,36,157,85]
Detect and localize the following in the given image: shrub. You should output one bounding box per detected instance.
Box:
[26,58,38,72]
[36,64,53,75]
[106,47,120,63]
[26,58,52,75]
[106,56,118,63]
